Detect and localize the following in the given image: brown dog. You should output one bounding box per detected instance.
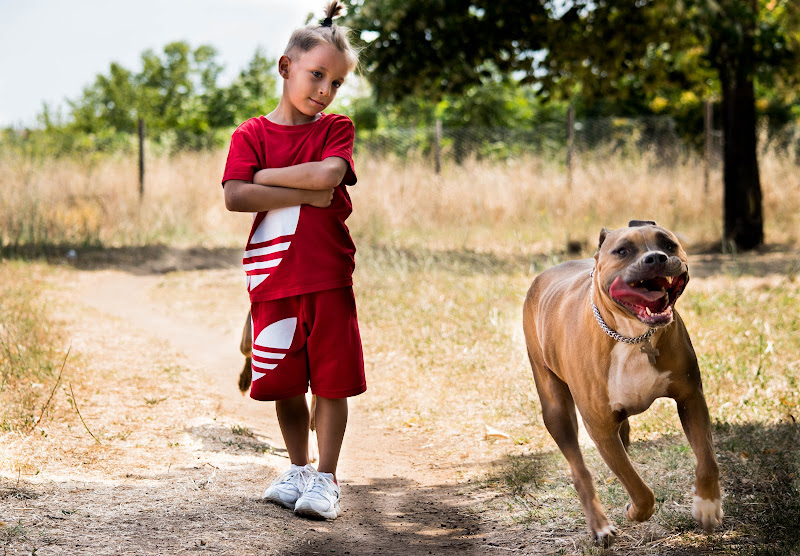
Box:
[239,310,318,462]
[522,220,722,545]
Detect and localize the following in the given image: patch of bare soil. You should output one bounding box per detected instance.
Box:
[0,263,536,556]
[3,246,796,555]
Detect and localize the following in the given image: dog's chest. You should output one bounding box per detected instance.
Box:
[607,343,671,415]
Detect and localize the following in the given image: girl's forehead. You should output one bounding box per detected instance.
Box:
[295,44,348,68]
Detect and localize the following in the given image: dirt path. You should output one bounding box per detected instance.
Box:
[1,267,531,555]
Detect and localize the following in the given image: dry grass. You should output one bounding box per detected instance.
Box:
[1,148,799,552]
[348,151,800,253]
[352,245,800,554]
[0,262,63,431]
[0,151,249,251]
[1,148,799,255]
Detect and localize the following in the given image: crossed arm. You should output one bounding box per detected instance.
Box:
[223,156,348,213]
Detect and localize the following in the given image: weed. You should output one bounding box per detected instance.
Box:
[231,424,254,437]
[0,263,61,430]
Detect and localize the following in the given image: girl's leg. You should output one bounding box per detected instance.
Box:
[314,396,348,478]
[275,394,310,465]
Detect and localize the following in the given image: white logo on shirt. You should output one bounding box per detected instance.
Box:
[243,205,301,291]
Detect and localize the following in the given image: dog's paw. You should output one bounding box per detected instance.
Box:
[692,492,723,533]
[587,513,618,548]
[624,501,655,522]
[591,523,618,548]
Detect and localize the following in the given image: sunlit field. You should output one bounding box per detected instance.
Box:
[2,149,799,553]
[1,149,798,255]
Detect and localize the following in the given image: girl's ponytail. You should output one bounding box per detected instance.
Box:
[284,1,359,72]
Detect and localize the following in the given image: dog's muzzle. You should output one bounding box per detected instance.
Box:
[607,251,689,326]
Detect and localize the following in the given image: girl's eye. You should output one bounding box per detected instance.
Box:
[332,81,341,88]
[312,71,323,78]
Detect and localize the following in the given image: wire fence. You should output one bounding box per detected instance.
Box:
[356,115,715,165]
[354,114,800,170]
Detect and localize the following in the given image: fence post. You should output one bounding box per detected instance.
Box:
[703,100,712,194]
[566,105,575,190]
[138,118,145,200]
[434,119,442,174]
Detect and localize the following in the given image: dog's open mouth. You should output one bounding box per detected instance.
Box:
[608,273,688,326]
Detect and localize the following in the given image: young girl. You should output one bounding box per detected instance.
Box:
[221,1,364,520]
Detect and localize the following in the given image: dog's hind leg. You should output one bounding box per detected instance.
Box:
[530,357,618,546]
[619,418,631,452]
[307,393,318,463]
[238,310,253,394]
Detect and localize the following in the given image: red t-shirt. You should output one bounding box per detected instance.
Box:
[221,113,358,302]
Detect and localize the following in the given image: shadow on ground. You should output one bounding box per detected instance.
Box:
[475,420,800,555]
[185,421,287,458]
[8,242,800,279]
[1,466,488,555]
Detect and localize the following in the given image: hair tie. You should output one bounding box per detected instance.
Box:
[321,17,333,27]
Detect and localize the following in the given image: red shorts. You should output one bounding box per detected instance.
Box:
[249,287,366,401]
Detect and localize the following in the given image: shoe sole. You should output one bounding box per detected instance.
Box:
[294,502,342,520]
[263,493,298,510]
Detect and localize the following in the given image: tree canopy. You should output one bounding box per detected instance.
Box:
[40,42,279,153]
[347,0,800,249]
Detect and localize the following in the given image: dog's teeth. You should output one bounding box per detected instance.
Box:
[667,276,673,285]
[645,307,653,316]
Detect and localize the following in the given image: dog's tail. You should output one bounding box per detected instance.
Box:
[238,357,252,394]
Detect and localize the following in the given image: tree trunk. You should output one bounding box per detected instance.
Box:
[719,75,763,250]
[717,3,764,251]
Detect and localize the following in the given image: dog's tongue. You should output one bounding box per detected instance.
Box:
[608,276,665,308]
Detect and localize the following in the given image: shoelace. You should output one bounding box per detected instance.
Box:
[278,466,314,489]
[307,474,337,497]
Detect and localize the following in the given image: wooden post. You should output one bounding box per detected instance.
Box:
[703,100,712,194]
[138,118,145,200]
[566,105,575,191]
[434,119,442,174]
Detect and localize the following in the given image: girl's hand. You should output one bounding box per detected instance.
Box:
[308,188,335,208]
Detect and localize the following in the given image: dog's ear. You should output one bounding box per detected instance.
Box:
[628,219,657,228]
[598,228,609,249]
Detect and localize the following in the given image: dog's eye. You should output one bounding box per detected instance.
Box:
[665,242,678,252]
[614,247,629,256]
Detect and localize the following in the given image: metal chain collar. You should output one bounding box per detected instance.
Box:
[589,267,657,345]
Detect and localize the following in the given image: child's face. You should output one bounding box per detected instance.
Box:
[281,44,350,121]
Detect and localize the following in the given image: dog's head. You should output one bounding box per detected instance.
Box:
[593,220,689,327]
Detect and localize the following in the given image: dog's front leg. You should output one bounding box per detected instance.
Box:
[583,419,656,523]
[676,392,723,532]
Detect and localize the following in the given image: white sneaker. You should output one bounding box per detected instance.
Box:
[263,464,317,509]
[294,472,341,520]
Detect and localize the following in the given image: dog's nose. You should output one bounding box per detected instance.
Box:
[643,251,668,265]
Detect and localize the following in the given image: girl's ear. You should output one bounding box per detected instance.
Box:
[278,55,291,79]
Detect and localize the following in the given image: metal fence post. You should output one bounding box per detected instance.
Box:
[138,118,145,200]
[704,100,712,194]
[434,119,442,174]
[566,106,575,190]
